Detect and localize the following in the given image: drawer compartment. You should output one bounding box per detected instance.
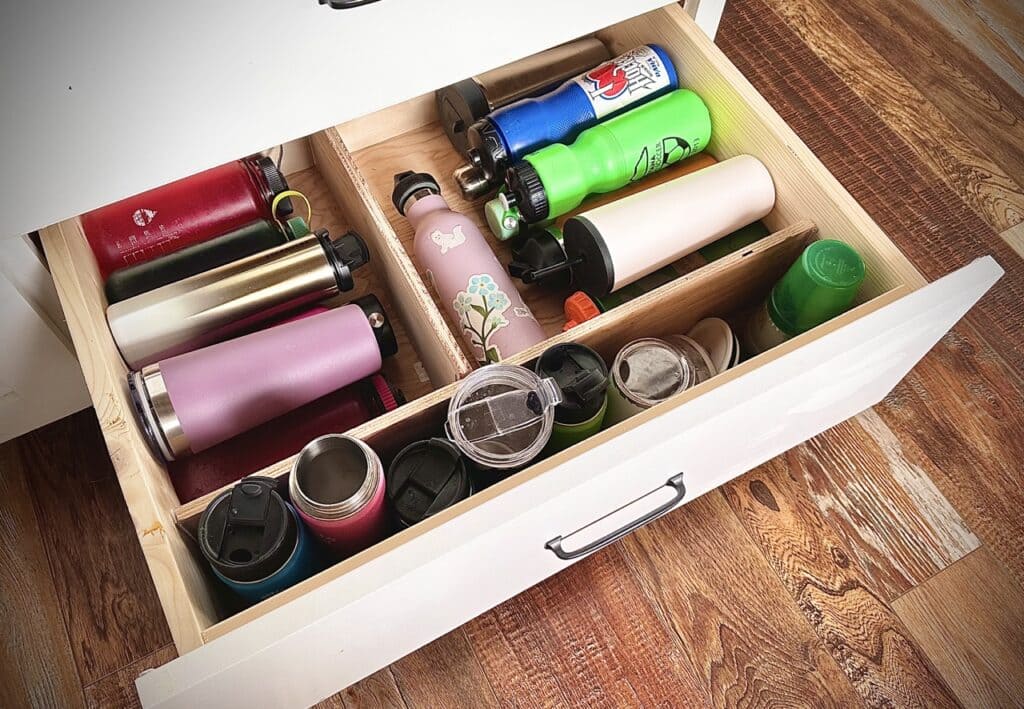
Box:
[35,4,1000,707]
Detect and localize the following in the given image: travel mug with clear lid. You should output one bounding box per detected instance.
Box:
[604,336,716,426]
[445,364,562,473]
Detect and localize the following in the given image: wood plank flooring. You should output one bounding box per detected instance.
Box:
[3,1,1022,706]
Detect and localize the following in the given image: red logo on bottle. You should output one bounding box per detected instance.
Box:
[584,62,629,99]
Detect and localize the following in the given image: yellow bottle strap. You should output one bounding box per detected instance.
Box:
[271,189,313,232]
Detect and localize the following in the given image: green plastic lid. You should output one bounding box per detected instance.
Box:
[768,239,865,336]
[284,216,310,240]
[484,194,522,241]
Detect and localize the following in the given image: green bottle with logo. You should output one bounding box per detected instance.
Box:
[486,89,711,239]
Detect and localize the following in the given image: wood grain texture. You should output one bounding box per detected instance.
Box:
[620,494,862,707]
[723,455,961,707]
[83,645,176,709]
[466,545,710,707]
[764,0,1024,234]
[315,669,407,709]
[0,438,85,709]
[914,0,1024,96]
[1002,221,1024,258]
[389,630,498,709]
[784,410,978,600]
[18,411,172,685]
[717,0,1024,378]
[826,0,1024,190]
[893,548,1024,708]
[874,325,1024,586]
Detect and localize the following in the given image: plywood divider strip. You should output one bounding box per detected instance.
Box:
[311,127,474,385]
[173,220,814,534]
[338,93,438,152]
[598,5,925,299]
[38,220,219,653]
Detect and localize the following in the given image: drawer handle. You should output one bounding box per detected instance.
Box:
[545,473,686,561]
[319,0,381,8]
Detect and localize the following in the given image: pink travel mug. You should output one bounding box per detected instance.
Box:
[129,295,398,462]
[289,434,389,556]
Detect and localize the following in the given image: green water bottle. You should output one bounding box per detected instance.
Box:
[487,89,711,239]
[535,343,609,453]
[743,240,866,356]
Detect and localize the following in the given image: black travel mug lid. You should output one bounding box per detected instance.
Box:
[506,161,549,224]
[436,79,491,155]
[392,171,440,215]
[508,227,571,287]
[535,343,609,424]
[254,156,294,216]
[353,294,399,359]
[198,477,298,584]
[386,438,474,527]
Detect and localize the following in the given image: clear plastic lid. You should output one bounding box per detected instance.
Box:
[446,365,562,470]
[611,336,717,409]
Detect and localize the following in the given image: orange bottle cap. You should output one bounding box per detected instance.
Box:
[563,291,601,330]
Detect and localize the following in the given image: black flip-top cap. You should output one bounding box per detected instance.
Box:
[392,171,440,215]
[436,79,491,155]
[317,230,369,293]
[466,120,509,182]
[254,156,293,216]
[506,161,548,224]
[386,438,474,527]
[353,294,399,359]
[535,343,609,424]
[508,227,571,288]
[197,477,297,584]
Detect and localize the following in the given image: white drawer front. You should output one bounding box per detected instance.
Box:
[137,257,1001,708]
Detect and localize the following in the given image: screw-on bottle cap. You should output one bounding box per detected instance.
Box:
[535,343,609,425]
[317,231,369,293]
[254,156,294,216]
[466,120,510,183]
[484,193,523,241]
[353,294,399,359]
[768,240,865,336]
[283,216,310,240]
[506,161,549,224]
[562,291,602,330]
[392,171,440,215]
[197,477,297,583]
[386,438,474,527]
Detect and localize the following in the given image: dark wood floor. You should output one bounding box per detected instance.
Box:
[3,0,1023,706]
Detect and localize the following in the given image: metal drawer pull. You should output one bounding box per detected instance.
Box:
[545,473,686,560]
[319,0,381,8]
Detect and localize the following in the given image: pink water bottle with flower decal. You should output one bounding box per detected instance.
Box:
[392,171,545,363]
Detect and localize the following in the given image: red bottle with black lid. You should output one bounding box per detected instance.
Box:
[81,156,293,278]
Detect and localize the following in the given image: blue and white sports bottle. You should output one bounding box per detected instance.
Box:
[455,45,678,197]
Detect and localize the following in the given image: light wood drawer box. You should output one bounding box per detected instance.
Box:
[36,5,1001,707]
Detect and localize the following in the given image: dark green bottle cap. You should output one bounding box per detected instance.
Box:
[768,240,865,336]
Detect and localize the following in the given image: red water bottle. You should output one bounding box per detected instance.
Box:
[81,156,292,278]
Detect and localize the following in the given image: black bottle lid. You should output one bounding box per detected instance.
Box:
[535,343,609,425]
[386,438,474,527]
[198,477,298,583]
[318,230,369,293]
[253,156,294,216]
[353,294,399,359]
[561,215,616,298]
[392,171,440,215]
[466,119,509,183]
[436,79,491,155]
[508,227,572,287]
[506,161,549,224]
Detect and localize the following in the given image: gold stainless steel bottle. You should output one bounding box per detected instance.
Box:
[107,231,368,368]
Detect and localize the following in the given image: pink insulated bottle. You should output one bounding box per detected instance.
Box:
[392,171,545,364]
[129,296,398,461]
